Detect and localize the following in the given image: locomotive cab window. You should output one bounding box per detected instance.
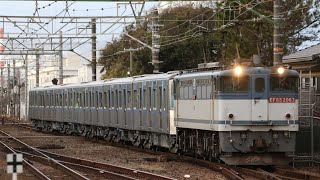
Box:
[219,76,249,93]
[255,78,265,93]
[270,76,298,93]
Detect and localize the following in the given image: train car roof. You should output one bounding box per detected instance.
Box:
[133,71,179,82]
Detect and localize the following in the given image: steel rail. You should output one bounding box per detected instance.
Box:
[274,167,320,180]
[0,130,89,180]
[17,150,139,180]
[0,141,50,180]
[36,149,176,180]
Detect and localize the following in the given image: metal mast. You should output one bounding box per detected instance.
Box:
[273,0,284,66]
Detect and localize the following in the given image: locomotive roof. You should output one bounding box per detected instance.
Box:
[174,67,299,79]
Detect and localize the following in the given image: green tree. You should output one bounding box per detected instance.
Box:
[99,1,319,78]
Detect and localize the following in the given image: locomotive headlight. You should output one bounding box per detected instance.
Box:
[234,66,242,76]
[277,67,285,75]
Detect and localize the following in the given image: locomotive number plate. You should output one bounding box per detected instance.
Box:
[269,98,295,103]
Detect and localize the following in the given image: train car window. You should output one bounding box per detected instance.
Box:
[85,92,88,107]
[59,94,63,106]
[143,89,147,108]
[163,88,166,109]
[103,91,106,108]
[111,91,114,107]
[99,92,102,108]
[69,92,73,107]
[107,90,111,108]
[79,93,82,107]
[219,76,249,92]
[148,87,152,108]
[127,90,131,108]
[123,89,126,108]
[159,87,162,109]
[115,90,119,108]
[133,90,138,108]
[270,76,298,92]
[153,88,157,108]
[255,78,265,93]
[207,85,212,98]
[118,90,122,108]
[139,88,142,109]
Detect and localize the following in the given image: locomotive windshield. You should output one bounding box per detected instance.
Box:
[219,76,249,93]
[270,76,298,93]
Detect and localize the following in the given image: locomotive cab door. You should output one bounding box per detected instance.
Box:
[251,74,268,123]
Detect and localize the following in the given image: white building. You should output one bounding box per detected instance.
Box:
[28,53,103,89]
[18,53,103,120]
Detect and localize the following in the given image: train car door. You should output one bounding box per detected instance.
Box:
[151,81,160,131]
[132,82,140,130]
[97,87,104,127]
[102,85,111,127]
[251,74,268,122]
[126,83,133,130]
[161,81,169,133]
[110,85,119,127]
[141,81,148,130]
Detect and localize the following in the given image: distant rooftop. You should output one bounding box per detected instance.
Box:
[283,43,320,63]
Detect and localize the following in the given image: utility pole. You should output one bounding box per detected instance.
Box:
[273,0,283,66]
[151,8,161,73]
[91,18,97,81]
[129,40,133,75]
[13,59,16,119]
[7,63,10,116]
[0,68,3,116]
[24,55,28,121]
[59,31,63,85]
[36,51,40,87]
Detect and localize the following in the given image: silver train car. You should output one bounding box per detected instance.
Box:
[29,66,299,165]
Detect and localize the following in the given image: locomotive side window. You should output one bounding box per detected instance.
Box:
[206,85,212,98]
[270,76,298,92]
[255,78,265,93]
[188,86,193,99]
[219,76,249,92]
[184,87,188,99]
[197,86,202,99]
[201,85,206,98]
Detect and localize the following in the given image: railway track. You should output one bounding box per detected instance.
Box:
[11,123,320,180]
[0,128,175,180]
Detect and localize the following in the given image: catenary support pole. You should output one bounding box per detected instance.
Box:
[59,31,63,85]
[91,18,97,81]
